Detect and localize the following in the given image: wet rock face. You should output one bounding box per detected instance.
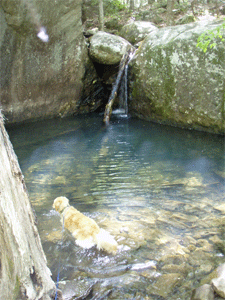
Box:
[89,31,134,65]
[0,0,99,123]
[129,20,225,134]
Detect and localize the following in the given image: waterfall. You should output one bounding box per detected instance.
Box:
[116,50,136,118]
[124,63,128,115]
[104,49,135,125]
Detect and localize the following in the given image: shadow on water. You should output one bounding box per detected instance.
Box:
[7,113,225,299]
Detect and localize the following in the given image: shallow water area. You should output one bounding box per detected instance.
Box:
[7,113,225,299]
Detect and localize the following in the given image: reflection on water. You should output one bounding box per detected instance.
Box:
[7,114,225,299]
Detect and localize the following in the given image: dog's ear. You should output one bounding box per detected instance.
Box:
[53,198,59,208]
[53,197,62,212]
[53,198,58,210]
[53,197,69,212]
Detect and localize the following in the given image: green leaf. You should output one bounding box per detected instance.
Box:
[196,21,225,52]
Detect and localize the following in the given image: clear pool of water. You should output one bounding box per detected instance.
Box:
[7,113,225,299]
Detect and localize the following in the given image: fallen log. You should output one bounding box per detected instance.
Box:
[103,50,132,125]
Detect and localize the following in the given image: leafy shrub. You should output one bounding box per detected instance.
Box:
[197,20,225,52]
[104,0,127,16]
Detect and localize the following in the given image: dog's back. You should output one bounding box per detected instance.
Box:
[53,196,118,254]
[64,207,100,238]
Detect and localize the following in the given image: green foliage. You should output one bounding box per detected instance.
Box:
[90,0,99,6]
[14,276,21,300]
[112,0,126,10]
[197,20,225,52]
[104,0,127,16]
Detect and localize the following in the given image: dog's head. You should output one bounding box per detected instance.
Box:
[53,196,70,213]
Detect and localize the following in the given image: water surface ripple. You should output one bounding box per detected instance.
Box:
[7,113,225,299]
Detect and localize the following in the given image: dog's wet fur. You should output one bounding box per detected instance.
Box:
[53,196,118,254]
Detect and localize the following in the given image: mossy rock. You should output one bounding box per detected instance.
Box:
[129,20,225,134]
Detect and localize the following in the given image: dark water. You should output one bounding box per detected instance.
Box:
[7,113,225,299]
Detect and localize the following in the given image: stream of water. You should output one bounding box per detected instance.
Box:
[7,113,225,299]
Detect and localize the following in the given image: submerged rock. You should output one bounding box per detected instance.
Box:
[129,20,225,134]
[58,279,96,300]
[198,264,225,299]
[191,284,214,300]
[150,273,184,298]
[131,260,156,271]
[214,203,225,214]
[89,31,134,65]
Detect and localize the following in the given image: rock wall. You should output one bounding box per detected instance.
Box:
[0,0,99,124]
[129,20,225,134]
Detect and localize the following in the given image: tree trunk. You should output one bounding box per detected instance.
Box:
[99,0,104,31]
[139,0,144,9]
[130,0,134,11]
[0,110,56,300]
[167,0,175,26]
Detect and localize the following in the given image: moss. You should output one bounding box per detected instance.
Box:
[222,90,225,131]
[14,275,21,300]
[129,21,225,134]
[155,104,172,119]
[6,257,22,300]
[131,46,176,121]
[58,100,77,117]
[131,82,139,99]
[7,257,14,279]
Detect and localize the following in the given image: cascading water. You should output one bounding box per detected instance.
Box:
[113,50,136,118]
[104,50,133,124]
[116,65,128,117]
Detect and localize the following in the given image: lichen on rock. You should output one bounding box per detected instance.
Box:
[129,20,225,134]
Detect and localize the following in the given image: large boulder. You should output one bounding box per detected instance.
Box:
[89,31,134,65]
[129,20,225,134]
[0,0,100,124]
[120,21,158,45]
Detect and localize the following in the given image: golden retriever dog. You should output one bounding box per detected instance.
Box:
[53,196,118,254]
